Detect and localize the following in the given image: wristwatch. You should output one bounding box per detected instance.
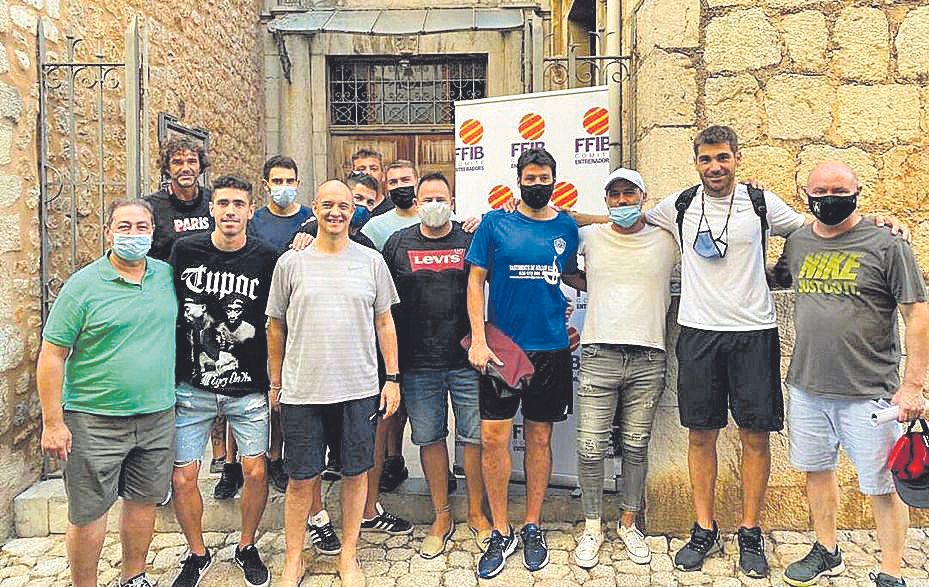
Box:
[385,373,400,383]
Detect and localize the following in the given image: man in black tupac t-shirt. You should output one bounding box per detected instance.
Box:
[168,175,275,587]
[381,172,491,558]
[144,137,214,260]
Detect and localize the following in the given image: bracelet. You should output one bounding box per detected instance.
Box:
[269,383,282,390]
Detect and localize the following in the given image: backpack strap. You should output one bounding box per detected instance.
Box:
[674,185,700,252]
[746,184,769,263]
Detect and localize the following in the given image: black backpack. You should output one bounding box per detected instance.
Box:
[674,183,769,262]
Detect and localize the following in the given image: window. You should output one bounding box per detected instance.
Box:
[329,56,487,127]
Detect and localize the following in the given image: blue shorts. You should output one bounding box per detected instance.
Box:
[403,367,481,446]
[788,385,901,495]
[174,382,269,465]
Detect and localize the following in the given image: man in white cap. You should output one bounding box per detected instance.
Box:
[562,169,679,568]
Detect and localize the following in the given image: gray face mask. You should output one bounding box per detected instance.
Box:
[418,201,452,229]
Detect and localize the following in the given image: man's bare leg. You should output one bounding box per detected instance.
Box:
[806,470,839,551]
[363,419,389,518]
[66,512,107,587]
[481,419,513,533]
[340,472,369,586]
[872,492,909,577]
[173,462,207,556]
[688,429,719,529]
[120,500,156,583]
[739,429,770,529]
[523,420,553,526]
[239,454,269,549]
[281,477,317,585]
[462,443,491,532]
[421,441,453,538]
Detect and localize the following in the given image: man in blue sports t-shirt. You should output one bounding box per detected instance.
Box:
[465,147,580,579]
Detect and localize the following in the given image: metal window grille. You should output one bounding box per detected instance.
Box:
[329,56,486,127]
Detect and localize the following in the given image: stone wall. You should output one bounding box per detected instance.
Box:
[0,0,264,539]
[631,0,929,533]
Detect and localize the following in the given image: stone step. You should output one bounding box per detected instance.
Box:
[14,476,623,538]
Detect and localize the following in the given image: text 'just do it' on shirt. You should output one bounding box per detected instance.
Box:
[465,209,579,351]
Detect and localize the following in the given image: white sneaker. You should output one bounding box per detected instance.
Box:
[618,523,651,564]
[573,530,604,569]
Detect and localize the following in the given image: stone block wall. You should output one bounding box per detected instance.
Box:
[631,0,929,533]
[0,0,264,539]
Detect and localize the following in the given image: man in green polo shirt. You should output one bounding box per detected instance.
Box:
[37,198,177,587]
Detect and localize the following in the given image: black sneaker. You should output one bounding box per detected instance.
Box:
[171,549,212,587]
[784,542,845,586]
[737,526,769,578]
[307,509,342,555]
[674,521,724,571]
[321,457,342,482]
[209,456,225,475]
[268,458,288,493]
[870,571,907,587]
[214,462,243,500]
[520,523,549,571]
[361,502,413,535]
[234,544,270,587]
[120,573,154,587]
[379,455,409,492]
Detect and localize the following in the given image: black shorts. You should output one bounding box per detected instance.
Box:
[676,326,783,432]
[281,395,378,479]
[479,348,573,423]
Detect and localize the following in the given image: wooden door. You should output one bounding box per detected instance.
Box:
[329,133,455,194]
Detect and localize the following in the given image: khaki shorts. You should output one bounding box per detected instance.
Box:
[62,409,174,526]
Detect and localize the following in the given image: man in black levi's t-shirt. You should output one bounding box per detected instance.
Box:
[381,172,491,558]
[167,175,275,587]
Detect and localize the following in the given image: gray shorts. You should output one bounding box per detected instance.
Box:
[62,409,175,526]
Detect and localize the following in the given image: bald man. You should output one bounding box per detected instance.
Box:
[780,162,929,587]
[266,180,401,587]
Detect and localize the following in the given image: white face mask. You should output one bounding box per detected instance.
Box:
[418,201,452,229]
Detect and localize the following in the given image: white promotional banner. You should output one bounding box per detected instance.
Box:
[452,87,618,489]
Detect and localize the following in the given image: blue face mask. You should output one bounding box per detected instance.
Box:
[112,233,152,261]
[608,205,642,228]
[270,186,298,208]
[350,205,370,229]
[693,229,727,259]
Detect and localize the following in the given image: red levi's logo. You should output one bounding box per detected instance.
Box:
[407,248,466,272]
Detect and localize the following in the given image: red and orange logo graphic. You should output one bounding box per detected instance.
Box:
[518,113,546,141]
[487,185,513,210]
[458,119,484,145]
[583,107,609,136]
[551,181,578,209]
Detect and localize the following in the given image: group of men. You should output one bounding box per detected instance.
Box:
[36,124,928,587]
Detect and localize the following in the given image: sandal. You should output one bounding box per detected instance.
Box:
[420,505,455,559]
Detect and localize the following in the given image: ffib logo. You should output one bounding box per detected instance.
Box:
[511,113,547,167]
[583,107,609,136]
[487,185,513,210]
[551,181,578,209]
[456,118,485,172]
[575,107,609,165]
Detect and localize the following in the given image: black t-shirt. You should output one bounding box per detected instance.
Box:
[371,197,395,217]
[169,233,278,396]
[290,218,377,250]
[144,186,213,260]
[382,222,473,370]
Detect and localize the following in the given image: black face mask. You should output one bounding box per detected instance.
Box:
[808,193,858,226]
[388,185,416,210]
[520,183,554,209]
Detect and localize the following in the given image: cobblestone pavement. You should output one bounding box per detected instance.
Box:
[3,525,929,586]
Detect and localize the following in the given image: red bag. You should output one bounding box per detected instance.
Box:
[888,419,929,482]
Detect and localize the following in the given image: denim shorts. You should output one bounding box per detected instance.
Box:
[174,382,269,465]
[403,367,481,446]
[280,395,378,480]
[788,385,901,495]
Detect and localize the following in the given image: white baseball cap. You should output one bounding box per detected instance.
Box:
[604,168,647,193]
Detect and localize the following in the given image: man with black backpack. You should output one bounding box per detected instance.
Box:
[644,125,806,579]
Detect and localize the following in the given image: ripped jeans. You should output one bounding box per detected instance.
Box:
[576,344,666,518]
[174,382,270,464]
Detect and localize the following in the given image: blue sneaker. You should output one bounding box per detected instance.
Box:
[520,523,549,571]
[477,527,517,579]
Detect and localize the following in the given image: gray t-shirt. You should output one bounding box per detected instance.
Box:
[785,219,927,400]
[266,241,400,405]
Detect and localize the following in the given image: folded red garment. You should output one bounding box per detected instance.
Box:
[461,323,535,391]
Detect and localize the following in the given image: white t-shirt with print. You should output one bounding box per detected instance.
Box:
[646,184,804,331]
[578,223,679,349]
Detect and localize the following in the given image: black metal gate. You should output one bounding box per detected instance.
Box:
[37,17,149,326]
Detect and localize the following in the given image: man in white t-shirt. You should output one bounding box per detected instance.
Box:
[645,126,806,579]
[562,169,679,569]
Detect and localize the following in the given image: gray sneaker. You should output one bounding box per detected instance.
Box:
[870,571,907,587]
[120,573,155,587]
[783,542,844,586]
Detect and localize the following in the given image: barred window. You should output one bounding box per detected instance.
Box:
[329,56,487,127]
